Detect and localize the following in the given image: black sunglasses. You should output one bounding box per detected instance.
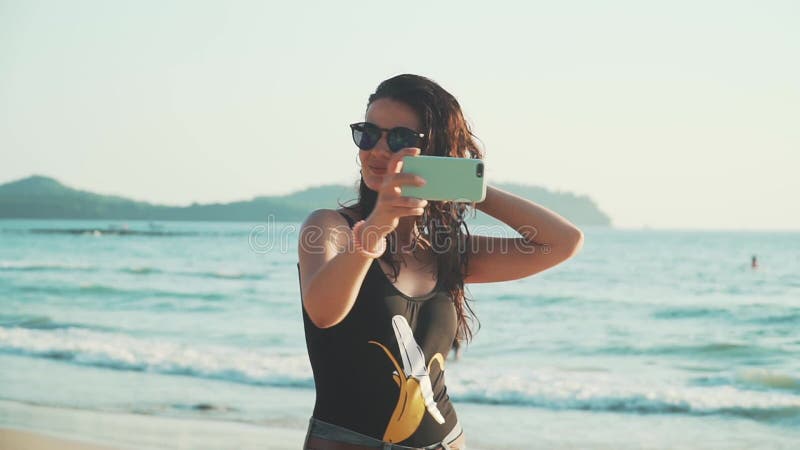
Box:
[349,122,425,153]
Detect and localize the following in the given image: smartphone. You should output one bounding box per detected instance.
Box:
[400,155,486,202]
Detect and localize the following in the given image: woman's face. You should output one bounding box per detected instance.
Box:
[359,98,422,191]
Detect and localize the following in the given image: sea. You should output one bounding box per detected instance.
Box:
[1,219,799,449]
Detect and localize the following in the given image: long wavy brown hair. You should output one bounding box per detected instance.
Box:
[342,74,484,343]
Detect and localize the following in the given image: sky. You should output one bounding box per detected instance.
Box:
[1,0,798,230]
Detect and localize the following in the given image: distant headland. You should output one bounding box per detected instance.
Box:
[0,175,612,226]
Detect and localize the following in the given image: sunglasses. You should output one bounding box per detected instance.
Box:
[349,122,425,153]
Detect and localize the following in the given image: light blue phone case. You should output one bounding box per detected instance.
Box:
[400,156,486,202]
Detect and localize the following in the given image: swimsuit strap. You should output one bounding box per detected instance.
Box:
[337,210,357,229]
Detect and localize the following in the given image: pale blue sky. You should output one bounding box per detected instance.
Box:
[1,0,798,229]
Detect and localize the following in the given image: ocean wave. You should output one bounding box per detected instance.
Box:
[0,261,96,272]
[447,369,800,422]
[2,261,263,281]
[592,341,786,358]
[653,306,800,327]
[495,294,574,305]
[735,369,800,392]
[121,266,264,280]
[19,283,227,302]
[0,314,110,332]
[26,228,201,237]
[745,311,800,325]
[0,327,313,388]
[9,227,252,238]
[652,307,732,320]
[120,266,163,275]
[195,270,264,280]
[2,326,799,423]
[690,369,800,394]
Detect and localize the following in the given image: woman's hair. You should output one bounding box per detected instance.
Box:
[343,74,483,343]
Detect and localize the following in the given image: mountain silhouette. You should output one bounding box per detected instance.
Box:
[0,175,612,225]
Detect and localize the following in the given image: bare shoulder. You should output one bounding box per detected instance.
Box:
[334,206,362,225]
[300,209,348,237]
[301,209,341,227]
[297,209,358,293]
[298,208,358,258]
[300,208,361,228]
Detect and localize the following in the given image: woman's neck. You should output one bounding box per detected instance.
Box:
[393,217,423,253]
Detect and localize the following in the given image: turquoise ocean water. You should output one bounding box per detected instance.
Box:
[1,220,799,448]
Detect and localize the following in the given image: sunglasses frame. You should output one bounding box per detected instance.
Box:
[349,122,426,153]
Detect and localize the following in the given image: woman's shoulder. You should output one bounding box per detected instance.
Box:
[300,207,360,230]
[334,207,361,226]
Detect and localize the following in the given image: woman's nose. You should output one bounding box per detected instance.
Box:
[373,131,393,155]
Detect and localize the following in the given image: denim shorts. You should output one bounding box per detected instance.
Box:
[303,417,466,450]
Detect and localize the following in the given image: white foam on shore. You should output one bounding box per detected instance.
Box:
[3,327,800,423]
[0,327,312,388]
[447,366,800,420]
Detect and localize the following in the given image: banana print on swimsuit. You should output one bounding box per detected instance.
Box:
[368,315,446,443]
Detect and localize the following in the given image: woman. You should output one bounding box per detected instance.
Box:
[297,74,583,449]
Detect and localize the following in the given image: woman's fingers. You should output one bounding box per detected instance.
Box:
[392,206,426,217]
[371,149,427,226]
[381,173,426,194]
[387,147,421,174]
[390,197,428,208]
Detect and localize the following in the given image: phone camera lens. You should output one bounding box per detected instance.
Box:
[476,163,484,178]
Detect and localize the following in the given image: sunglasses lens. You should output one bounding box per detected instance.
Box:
[388,128,420,152]
[352,123,379,150]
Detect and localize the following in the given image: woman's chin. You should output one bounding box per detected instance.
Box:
[363,174,383,190]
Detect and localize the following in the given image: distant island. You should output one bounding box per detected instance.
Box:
[0,175,612,226]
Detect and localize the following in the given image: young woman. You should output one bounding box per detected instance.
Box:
[297,74,583,449]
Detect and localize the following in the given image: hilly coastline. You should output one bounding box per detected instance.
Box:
[0,175,612,226]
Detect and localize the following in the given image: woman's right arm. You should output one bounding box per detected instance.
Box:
[298,148,427,329]
[298,209,378,328]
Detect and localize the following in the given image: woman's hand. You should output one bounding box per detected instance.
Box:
[364,147,428,238]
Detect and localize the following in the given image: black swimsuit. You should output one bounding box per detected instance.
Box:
[297,211,459,446]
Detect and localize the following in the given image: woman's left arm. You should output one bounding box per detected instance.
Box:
[464,184,584,284]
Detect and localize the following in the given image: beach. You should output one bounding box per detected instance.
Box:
[4,398,800,450]
[0,400,302,450]
[2,220,800,449]
[0,428,118,450]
